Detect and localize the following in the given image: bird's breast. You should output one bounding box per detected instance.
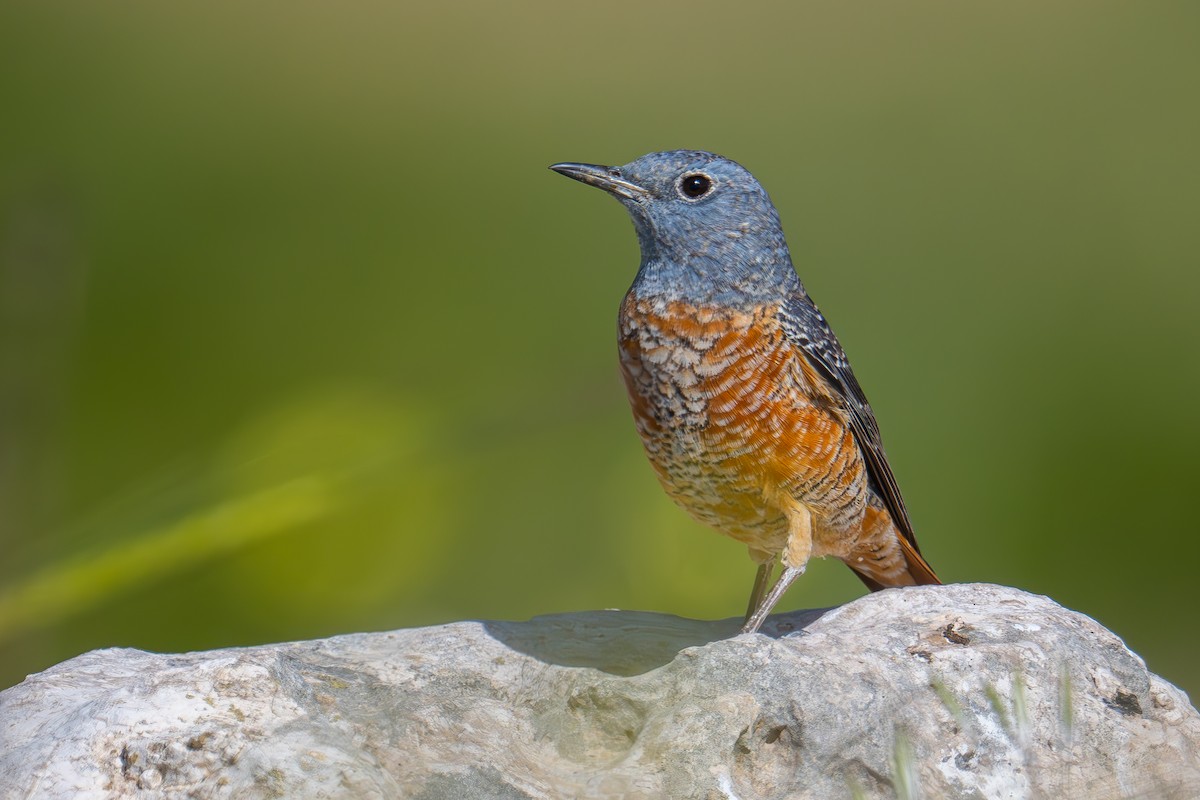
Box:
[617,293,868,541]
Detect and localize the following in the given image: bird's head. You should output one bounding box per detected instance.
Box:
[551,150,797,303]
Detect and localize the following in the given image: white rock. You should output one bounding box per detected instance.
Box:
[1,584,1197,799]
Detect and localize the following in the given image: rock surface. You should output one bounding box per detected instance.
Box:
[1,583,1198,799]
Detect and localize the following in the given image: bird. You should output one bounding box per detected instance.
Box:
[550,150,940,634]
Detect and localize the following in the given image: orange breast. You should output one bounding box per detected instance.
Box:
[618,295,869,555]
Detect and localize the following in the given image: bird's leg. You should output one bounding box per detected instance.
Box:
[743,553,777,624]
[741,566,805,634]
[741,502,813,634]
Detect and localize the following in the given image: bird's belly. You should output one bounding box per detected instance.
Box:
[638,409,787,547]
[618,296,869,553]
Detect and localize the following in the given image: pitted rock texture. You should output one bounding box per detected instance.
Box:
[1,584,1197,799]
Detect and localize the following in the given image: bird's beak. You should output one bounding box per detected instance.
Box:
[549,162,650,201]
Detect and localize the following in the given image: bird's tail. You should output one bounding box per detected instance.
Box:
[844,508,941,591]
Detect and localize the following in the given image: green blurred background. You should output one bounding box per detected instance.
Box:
[1,1,1197,700]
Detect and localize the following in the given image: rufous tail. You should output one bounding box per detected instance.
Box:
[844,513,941,591]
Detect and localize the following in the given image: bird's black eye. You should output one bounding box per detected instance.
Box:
[678,173,714,200]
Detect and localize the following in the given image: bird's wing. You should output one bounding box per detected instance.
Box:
[777,291,925,557]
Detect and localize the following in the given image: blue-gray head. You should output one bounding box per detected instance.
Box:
[550,150,801,304]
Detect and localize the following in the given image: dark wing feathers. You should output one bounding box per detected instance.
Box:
[778,292,925,556]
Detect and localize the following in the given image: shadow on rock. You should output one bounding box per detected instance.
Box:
[482,607,832,676]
